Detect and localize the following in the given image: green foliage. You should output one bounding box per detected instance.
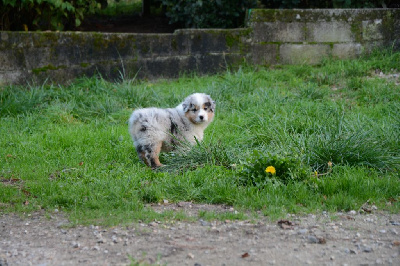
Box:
[161,0,257,28]
[240,150,310,187]
[259,0,395,8]
[0,0,107,31]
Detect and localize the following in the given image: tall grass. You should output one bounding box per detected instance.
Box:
[1,49,399,225]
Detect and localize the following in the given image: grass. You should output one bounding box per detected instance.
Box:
[1,49,399,225]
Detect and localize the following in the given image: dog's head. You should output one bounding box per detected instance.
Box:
[182,93,215,125]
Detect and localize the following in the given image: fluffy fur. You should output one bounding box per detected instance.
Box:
[128,93,215,168]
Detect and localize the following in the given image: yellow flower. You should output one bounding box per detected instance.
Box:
[314,171,318,177]
[265,166,276,175]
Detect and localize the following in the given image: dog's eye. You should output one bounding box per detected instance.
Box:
[192,108,198,112]
[204,107,208,111]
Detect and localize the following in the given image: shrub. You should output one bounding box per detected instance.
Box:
[239,150,310,187]
[0,0,107,31]
[161,0,257,28]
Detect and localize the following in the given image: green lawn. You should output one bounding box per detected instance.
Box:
[1,50,399,225]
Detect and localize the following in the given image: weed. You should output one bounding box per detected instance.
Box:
[240,150,310,187]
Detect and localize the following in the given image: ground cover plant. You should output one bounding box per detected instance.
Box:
[1,50,399,225]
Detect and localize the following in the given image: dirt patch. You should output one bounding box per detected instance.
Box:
[1,203,400,265]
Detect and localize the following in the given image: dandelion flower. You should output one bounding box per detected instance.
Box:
[265,166,276,175]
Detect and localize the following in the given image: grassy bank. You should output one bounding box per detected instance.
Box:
[1,50,399,225]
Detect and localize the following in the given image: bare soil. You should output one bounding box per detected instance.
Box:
[1,202,400,266]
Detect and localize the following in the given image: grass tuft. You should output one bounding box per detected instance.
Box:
[161,139,235,173]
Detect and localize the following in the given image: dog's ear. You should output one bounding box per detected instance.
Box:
[210,100,216,112]
[206,95,216,112]
[182,96,192,112]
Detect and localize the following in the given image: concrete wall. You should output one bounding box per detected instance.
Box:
[0,9,399,85]
[248,9,400,65]
[0,29,250,85]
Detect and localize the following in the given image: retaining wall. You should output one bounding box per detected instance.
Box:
[0,9,399,85]
[0,29,250,85]
[248,9,400,65]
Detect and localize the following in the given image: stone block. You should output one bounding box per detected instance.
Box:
[223,53,249,68]
[181,29,248,54]
[252,22,305,42]
[362,20,384,41]
[251,43,279,65]
[146,34,191,58]
[363,40,386,53]
[332,43,362,59]
[132,35,153,58]
[279,44,331,65]
[187,31,226,54]
[0,70,27,86]
[24,47,53,69]
[144,56,188,79]
[170,33,190,56]
[0,50,25,70]
[307,22,354,42]
[147,34,173,57]
[195,54,226,74]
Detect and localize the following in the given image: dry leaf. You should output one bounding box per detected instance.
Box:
[317,236,327,244]
[340,215,355,221]
[21,189,31,197]
[241,252,250,258]
[278,220,295,230]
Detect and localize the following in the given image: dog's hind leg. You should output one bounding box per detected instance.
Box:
[136,142,163,169]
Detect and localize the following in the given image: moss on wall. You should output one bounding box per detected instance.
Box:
[32,64,66,74]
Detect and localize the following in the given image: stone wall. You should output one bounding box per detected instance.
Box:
[0,29,250,85]
[0,9,399,85]
[248,9,400,65]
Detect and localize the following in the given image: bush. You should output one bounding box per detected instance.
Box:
[161,0,257,28]
[1,0,107,31]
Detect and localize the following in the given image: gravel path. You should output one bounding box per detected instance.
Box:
[1,203,400,265]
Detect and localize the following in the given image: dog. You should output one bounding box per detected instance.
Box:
[128,93,215,168]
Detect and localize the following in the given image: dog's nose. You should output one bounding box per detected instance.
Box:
[199,115,204,120]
